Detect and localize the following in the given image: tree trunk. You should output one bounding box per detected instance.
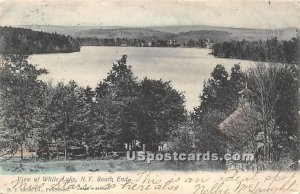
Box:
[20,143,23,160]
[263,128,267,161]
[64,149,67,161]
[143,143,146,152]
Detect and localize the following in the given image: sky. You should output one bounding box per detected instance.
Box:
[0,0,300,29]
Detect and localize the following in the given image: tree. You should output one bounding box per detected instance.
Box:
[0,55,47,159]
[212,37,300,64]
[0,26,80,55]
[95,55,138,151]
[243,63,300,163]
[0,115,19,161]
[193,64,232,122]
[194,109,227,154]
[192,64,248,159]
[137,78,186,150]
[38,81,95,159]
[79,86,100,154]
[272,65,299,161]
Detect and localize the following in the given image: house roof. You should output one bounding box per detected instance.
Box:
[219,103,261,136]
[238,88,255,97]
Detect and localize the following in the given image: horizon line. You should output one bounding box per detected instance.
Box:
[5,24,299,31]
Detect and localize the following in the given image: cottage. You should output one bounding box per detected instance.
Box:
[219,85,263,155]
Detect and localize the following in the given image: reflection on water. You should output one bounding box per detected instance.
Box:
[28,46,256,110]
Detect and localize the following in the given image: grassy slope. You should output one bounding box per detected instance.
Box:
[0,158,224,174]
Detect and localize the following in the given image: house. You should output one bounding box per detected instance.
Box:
[218,85,264,156]
[218,86,266,170]
[158,141,172,151]
[205,38,214,49]
[219,85,258,132]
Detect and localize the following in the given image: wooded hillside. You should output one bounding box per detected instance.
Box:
[0,26,80,55]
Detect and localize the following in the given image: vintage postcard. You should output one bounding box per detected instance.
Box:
[0,0,299,193]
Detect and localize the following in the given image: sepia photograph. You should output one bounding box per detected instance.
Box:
[0,0,299,193]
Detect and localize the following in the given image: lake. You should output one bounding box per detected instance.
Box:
[28,46,257,111]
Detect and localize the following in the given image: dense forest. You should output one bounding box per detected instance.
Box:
[0,26,80,54]
[0,54,299,170]
[212,37,300,64]
[77,37,211,48]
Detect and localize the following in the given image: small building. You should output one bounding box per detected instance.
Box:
[205,38,214,49]
[158,141,175,151]
[219,85,257,133]
[219,85,263,156]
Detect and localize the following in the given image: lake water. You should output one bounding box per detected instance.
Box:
[28,46,257,111]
